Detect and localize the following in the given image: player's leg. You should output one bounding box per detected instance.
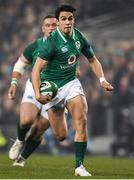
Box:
[30,115,50,139]
[19,102,39,140]
[20,114,50,160]
[48,107,68,141]
[17,107,68,165]
[13,115,50,167]
[67,95,88,141]
[67,95,91,176]
[9,79,42,160]
[13,106,68,166]
[9,102,40,160]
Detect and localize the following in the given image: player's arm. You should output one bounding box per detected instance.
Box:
[31,57,50,104]
[11,54,30,80]
[8,55,30,99]
[8,41,37,99]
[80,32,113,91]
[32,36,55,103]
[88,55,113,91]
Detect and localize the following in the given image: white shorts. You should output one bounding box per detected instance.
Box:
[43,78,85,111]
[21,79,48,119]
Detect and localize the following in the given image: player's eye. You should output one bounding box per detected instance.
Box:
[51,23,56,27]
[45,24,50,27]
[61,17,66,21]
[68,16,73,21]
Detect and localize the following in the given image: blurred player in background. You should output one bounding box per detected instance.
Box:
[8,15,67,167]
[32,5,113,177]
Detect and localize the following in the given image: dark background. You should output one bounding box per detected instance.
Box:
[0,0,134,156]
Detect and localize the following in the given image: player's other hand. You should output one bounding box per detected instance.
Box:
[8,85,17,99]
[35,93,51,104]
[100,80,114,91]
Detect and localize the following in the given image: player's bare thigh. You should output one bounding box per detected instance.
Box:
[48,107,68,141]
[20,102,40,127]
[66,95,88,141]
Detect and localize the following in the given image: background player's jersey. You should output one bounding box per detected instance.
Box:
[38,28,94,88]
[23,37,45,68]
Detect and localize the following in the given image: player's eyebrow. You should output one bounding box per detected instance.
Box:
[60,15,73,18]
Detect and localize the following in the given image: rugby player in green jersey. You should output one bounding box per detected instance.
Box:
[8,15,62,166]
[32,5,113,177]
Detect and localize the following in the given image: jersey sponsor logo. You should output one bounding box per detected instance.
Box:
[61,46,68,53]
[60,61,77,69]
[75,41,81,49]
[68,54,76,64]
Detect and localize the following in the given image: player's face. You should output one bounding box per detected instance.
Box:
[42,18,57,38]
[57,11,74,36]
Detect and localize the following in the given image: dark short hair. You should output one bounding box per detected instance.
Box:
[55,5,76,19]
[42,15,55,22]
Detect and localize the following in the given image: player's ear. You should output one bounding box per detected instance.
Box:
[42,25,44,33]
[56,20,59,26]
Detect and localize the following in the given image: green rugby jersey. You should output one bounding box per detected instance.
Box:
[23,37,45,68]
[38,28,95,88]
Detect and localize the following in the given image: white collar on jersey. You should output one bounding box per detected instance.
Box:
[57,27,75,43]
[43,37,46,42]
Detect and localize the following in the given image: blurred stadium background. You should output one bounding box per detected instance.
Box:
[0,0,134,157]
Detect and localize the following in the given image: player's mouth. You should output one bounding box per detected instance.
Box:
[65,27,71,29]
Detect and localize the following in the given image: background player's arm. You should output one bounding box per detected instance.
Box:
[88,55,113,91]
[8,54,30,99]
[12,54,30,79]
[31,57,49,104]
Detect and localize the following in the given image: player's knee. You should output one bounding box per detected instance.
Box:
[20,115,34,128]
[57,135,66,141]
[20,120,31,129]
[54,133,67,141]
[40,119,50,131]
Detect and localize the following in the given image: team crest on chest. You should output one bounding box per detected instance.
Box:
[75,41,81,49]
[68,54,76,64]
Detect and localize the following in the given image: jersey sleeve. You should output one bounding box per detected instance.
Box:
[81,33,95,60]
[23,41,37,63]
[38,36,55,61]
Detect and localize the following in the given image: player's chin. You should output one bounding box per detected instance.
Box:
[64,28,71,33]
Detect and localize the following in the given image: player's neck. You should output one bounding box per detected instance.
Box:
[61,28,73,37]
[43,36,47,41]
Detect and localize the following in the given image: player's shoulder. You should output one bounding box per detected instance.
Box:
[74,28,83,36]
[74,28,86,39]
[26,38,40,48]
[45,30,57,44]
[36,37,44,44]
[24,38,38,52]
[49,29,58,40]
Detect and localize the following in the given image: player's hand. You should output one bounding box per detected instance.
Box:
[8,84,17,99]
[35,93,51,104]
[100,80,114,91]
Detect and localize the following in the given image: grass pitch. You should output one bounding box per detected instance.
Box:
[0,153,134,179]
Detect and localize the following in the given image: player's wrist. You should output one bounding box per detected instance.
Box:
[35,92,41,100]
[11,78,19,87]
[99,77,106,83]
